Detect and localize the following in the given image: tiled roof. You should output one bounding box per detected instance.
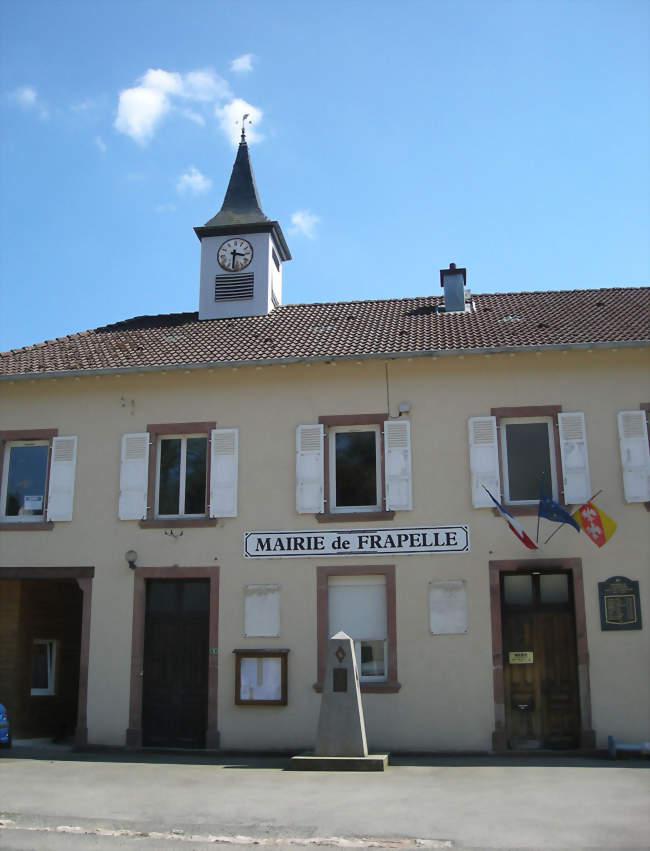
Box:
[1,287,648,378]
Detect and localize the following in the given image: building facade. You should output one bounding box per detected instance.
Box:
[1,138,648,752]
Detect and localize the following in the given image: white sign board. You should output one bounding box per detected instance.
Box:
[244,526,469,558]
[429,580,469,634]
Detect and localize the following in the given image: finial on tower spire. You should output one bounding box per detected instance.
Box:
[240,113,250,143]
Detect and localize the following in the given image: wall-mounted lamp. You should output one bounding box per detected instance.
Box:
[398,401,412,416]
[125,549,138,570]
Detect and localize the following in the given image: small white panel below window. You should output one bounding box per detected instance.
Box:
[429,580,468,634]
[244,584,280,637]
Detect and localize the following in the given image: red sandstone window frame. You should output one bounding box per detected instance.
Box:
[491,406,564,516]
[316,414,395,523]
[140,421,217,529]
[315,564,400,694]
[0,429,57,531]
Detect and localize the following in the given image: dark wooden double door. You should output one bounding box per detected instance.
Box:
[502,571,580,749]
[142,580,210,748]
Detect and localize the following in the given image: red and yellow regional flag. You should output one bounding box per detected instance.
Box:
[572,501,617,548]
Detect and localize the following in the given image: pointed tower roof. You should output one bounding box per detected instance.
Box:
[194,126,290,260]
[203,136,269,227]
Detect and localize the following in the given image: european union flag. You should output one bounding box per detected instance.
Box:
[538,490,580,531]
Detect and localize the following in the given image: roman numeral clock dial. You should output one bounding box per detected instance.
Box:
[218,238,253,272]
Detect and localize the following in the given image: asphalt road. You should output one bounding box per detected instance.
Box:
[1,747,649,850]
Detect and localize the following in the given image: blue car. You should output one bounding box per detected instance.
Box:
[0,703,10,748]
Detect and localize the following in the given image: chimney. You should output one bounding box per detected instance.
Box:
[440,263,467,312]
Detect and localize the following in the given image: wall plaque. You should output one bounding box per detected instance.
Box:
[598,576,642,631]
[508,651,534,664]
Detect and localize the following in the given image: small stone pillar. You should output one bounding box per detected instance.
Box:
[315,631,368,757]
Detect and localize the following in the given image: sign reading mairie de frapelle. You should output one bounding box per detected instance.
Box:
[243,525,470,558]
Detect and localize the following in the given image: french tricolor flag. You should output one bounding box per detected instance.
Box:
[483,487,540,551]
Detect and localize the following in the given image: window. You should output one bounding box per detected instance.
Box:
[500,417,558,504]
[234,649,288,705]
[329,425,381,512]
[119,423,238,526]
[468,407,590,513]
[316,565,400,693]
[1,440,49,520]
[0,429,77,527]
[296,415,412,519]
[31,640,57,695]
[329,575,386,680]
[156,434,207,517]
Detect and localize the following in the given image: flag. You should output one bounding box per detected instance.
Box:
[483,487,540,550]
[538,491,580,532]
[572,501,617,548]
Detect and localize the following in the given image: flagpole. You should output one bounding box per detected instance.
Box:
[542,489,604,545]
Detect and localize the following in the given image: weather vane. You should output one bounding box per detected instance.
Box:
[240,113,250,143]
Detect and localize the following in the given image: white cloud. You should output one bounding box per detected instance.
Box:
[10,85,48,119]
[155,202,177,213]
[230,53,255,73]
[182,69,230,101]
[95,135,107,153]
[12,85,37,107]
[115,68,231,145]
[180,108,205,126]
[289,210,320,239]
[176,166,212,195]
[215,98,263,146]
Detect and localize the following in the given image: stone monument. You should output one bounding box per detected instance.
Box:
[291,631,388,771]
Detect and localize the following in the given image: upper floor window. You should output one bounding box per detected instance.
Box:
[0,429,77,528]
[119,423,238,526]
[296,415,412,520]
[500,417,558,505]
[468,406,590,512]
[1,440,49,520]
[156,434,208,517]
[329,425,382,513]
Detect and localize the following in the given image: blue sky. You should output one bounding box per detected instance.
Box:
[1,0,648,352]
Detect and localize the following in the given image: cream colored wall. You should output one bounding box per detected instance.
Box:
[1,346,648,750]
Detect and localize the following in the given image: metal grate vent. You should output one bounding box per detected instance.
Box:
[214,273,254,302]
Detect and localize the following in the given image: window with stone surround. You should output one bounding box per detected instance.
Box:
[296,414,412,521]
[315,564,400,693]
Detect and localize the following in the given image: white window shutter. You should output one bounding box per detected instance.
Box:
[118,433,149,520]
[46,436,77,521]
[558,412,591,504]
[617,410,650,502]
[384,419,412,510]
[296,424,324,514]
[468,416,501,507]
[210,428,238,518]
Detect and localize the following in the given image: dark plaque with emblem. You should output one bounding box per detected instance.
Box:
[598,576,642,631]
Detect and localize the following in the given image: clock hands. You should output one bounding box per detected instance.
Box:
[230,248,247,270]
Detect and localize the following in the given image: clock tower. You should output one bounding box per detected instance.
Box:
[195,124,291,320]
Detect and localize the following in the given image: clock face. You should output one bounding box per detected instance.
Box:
[218,238,253,272]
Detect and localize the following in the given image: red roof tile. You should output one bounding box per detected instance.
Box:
[1,287,648,378]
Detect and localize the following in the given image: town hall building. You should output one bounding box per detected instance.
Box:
[1,131,648,753]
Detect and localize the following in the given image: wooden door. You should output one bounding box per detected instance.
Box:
[502,572,579,749]
[142,580,210,748]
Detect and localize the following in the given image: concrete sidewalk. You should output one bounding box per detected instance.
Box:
[1,746,649,850]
